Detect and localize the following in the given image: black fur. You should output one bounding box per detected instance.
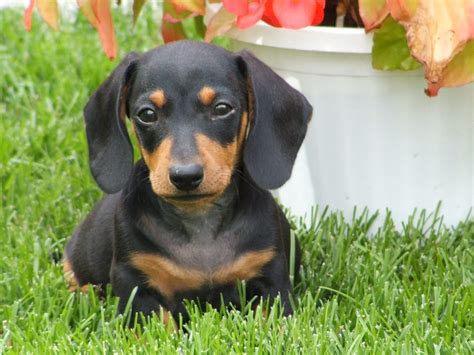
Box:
[84,52,139,193]
[66,41,312,323]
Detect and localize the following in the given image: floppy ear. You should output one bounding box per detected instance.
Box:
[237,51,313,190]
[84,52,140,193]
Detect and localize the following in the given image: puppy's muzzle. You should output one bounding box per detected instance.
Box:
[169,164,204,191]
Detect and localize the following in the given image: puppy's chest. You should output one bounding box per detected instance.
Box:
[130,226,275,299]
[166,234,238,271]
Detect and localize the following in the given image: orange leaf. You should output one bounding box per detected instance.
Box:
[163,0,195,22]
[388,0,474,92]
[37,0,60,30]
[359,0,390,31]
[172,0,205,16]
[204,6,236,42]
[24,0,35,32]
[92,0,117,60]
[426,40,474,96]
[387,0,418,21]
[77,0,99,28]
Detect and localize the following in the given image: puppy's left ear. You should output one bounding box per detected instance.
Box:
[84,52,140,193]
[237,51,313,190]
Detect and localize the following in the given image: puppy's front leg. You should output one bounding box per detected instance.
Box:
[262,285,294,317]
[111,263,165,319]
[251,256,295,317]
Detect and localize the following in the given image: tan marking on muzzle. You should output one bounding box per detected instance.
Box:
[140,115,249,211]
[140,136,216,211]
[195,133,238,195]
[141,137,175,196]
[198,86,216,106]
[150,89,167,108]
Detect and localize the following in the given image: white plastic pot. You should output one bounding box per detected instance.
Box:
[227,22,474,227]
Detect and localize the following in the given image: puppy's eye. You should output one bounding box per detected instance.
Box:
[136,109,157,125]
[214,103,233,117]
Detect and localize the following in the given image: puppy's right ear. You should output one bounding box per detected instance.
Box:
[84,52,140,193]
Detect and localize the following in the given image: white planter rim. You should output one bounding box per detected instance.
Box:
[228,22,374,54]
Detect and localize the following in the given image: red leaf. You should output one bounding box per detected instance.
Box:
[37,0,60,30]
[23,0,35,32]
[236,1,266,29]
[161,20,187,42]
[162,0,188,42]
[92,0,117,60]
[312,0,325,25]
[223,0,267,29]
[272,0,317,29]
[262,0,281,27]
[223,0,248,16]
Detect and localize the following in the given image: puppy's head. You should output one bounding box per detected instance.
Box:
[84,41,312,210]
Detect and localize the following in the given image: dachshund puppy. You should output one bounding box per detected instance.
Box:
[64,41,312,322]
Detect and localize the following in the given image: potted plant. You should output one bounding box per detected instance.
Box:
[23,0,474,226]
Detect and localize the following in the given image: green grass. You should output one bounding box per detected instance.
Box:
[1,8,473,353]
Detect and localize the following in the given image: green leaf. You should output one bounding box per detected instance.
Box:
[132,0,147,25]
[372,16,421,71]
[192,15,206,39]
[162,0,194,22]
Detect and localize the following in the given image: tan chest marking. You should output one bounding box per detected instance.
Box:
[130,249,275,298]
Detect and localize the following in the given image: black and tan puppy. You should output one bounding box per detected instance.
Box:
[64,41,312,322]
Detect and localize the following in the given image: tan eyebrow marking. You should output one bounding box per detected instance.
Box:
[198,86,216,106]
[150,89,166,108]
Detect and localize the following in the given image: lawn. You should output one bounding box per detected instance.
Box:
[0,7,473,353]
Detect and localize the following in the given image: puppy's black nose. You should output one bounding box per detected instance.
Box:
[169,164,204,191]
